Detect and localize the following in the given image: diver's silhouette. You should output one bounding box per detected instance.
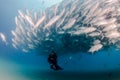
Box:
[48,51,63,70]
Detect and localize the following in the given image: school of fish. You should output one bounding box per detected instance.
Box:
[11,0,120,54]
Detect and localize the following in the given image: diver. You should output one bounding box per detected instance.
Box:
[48,51,63,70]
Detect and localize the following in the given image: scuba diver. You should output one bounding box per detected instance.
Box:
[48,51,63,70]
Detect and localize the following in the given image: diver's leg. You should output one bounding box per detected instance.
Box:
[50,64,54,69]
[54,63,63,70]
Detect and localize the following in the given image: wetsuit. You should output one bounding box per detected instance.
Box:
[48,52,62,70]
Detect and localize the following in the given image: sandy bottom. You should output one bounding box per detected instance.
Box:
[1,59,120,80]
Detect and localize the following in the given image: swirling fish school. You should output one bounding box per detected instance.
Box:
[11,0,120,55]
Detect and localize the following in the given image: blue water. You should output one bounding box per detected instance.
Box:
[1,0,120,80]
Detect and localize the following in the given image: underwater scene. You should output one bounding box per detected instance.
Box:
[1,0,120,80]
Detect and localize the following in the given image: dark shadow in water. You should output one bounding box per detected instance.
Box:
[22,69,120,80]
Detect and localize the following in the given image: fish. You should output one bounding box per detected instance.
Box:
[93,40,101,45]
[62,19,76,30]
[88,32,101,37]
[44,16,60,30]
[0,33,7,44]
[105,30,120,39]
[12,43,17,49]
[18,10,24,18]
[22,49,28,52]
[103,23,117,32]
[89,44,103,53]
[25,15,34,26]
[53,4,59,16]
[85,27,96,33]
[15,17,19,26]
[34,15,46,29]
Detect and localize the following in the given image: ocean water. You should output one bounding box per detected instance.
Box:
[1,0,120,80]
